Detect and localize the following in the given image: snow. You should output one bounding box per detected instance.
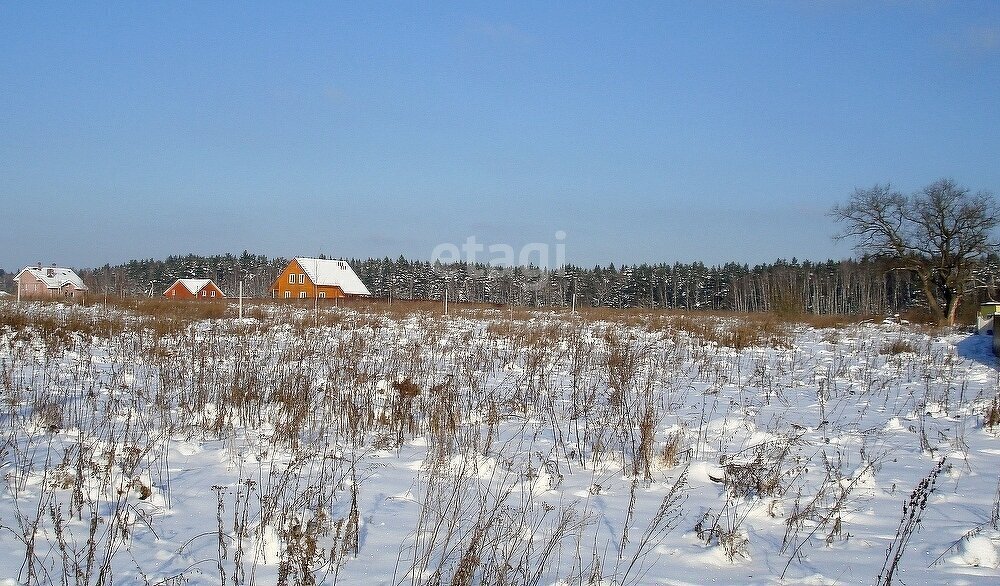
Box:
[295,257,372,296]
[174,278,213,295]
[2,301,1000,584]
[958,535,1000,568]
[13,265,88,290]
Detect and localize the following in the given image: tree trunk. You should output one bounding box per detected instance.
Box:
[915,268,947,324]
[946,293,961,326]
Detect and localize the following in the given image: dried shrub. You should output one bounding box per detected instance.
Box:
[392,378,422,399]
[881,339,916,355]
[660,431,687,468]
[876,458,947,586]
[34,402,64,432]
[985,395,1000,429]
[721,441,791,500]
[662,313,792,350]
[718,318,791,350]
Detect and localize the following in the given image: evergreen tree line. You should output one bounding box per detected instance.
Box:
[23,252,993,318]
[354,257,925,315]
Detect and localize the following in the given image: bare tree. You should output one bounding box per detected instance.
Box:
[831,179,1000,325]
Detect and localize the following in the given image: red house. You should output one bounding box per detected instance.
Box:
[163,279,226,300]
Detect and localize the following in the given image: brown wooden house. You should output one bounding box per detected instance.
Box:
[270,257,371,300]
[163,279,225,300]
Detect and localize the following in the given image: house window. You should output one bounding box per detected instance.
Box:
[172,290,176,296]
[299,291,307,299]
[298,273,305,284]
[284,291,291,299]
[211,291,216,298]
[288,274,295,284]
[319,292,326,299]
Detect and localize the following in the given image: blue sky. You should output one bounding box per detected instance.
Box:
[2,2,998,271]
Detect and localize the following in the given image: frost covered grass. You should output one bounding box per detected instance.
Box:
[1,298,999,584]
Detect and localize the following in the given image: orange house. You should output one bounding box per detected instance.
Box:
[163,279,226,300]
[270,257,371,300]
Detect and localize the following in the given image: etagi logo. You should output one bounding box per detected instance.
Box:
[431,231,568,288]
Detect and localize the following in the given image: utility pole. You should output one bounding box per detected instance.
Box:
[238,280,244,320]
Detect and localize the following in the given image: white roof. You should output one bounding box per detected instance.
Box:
[14,266,88,291]
[171,279,214,295]
[295,257,371,296]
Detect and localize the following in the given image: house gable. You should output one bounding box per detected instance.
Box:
[294,257,371,296]
[14,265,88,299]
[270,257,369,299]
[164,279,226,300]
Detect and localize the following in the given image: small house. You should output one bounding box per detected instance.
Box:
[270,257,371,300]
[163,279,226,300]
[14,264,88,300]
[978,302,1000,335]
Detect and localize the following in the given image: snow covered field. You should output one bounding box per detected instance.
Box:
[1,300,999,585]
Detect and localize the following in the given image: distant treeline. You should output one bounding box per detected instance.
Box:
[3,251,995,319]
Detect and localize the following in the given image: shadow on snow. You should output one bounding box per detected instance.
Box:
[954,333,998,370]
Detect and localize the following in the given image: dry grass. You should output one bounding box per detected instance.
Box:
[881,339,917,355]
[0,296,968,584]
[0,301,128,347]
[659,313,792,350]
[660,431,687,468]
[985,395,1000,429]
[0,297,230,343]
[578,306,877,328]
[103,297,228,320]
[573,307,883,350]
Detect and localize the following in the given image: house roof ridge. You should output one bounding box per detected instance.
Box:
[288,257,371,296]
[14,266,88,291]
